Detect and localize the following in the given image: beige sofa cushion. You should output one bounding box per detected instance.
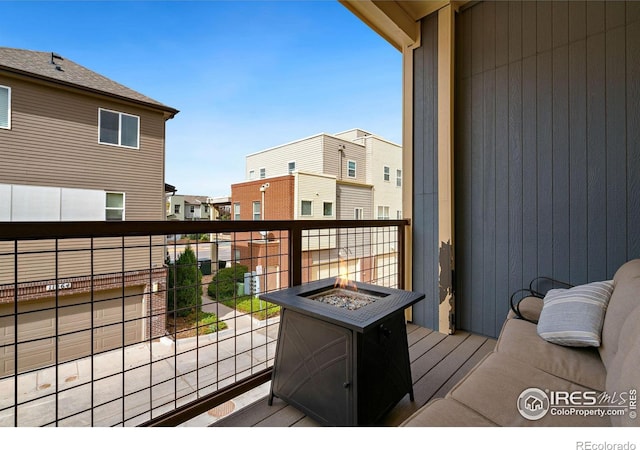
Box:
[605,303,640,427]
[447,352,611,427]
[402,398,497,427]
[600,259,640,368]
[496,318,606,391]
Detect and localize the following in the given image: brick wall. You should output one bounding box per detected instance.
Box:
[231,175,295,221]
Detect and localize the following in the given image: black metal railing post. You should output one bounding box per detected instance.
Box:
[398,222,406,290]
[289,223,302,287]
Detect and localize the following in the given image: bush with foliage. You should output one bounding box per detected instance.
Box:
[185,233,209,242]
[207,264,248,300]
[168,246,203,317]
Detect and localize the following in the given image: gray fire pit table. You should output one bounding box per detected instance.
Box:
[259,278,425,426]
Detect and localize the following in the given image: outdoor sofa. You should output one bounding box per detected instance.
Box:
[402,259,640,427]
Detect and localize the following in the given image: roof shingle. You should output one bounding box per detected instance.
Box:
[0,47,178,117]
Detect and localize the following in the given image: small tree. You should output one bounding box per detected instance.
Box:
[208,264,248,300]
[168,246,203,317]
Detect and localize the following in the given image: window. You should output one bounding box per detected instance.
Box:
[105,192,124,221]
[301,200,312,216]
[323,202,333,217]
[397,210,403,219]
[174,204,180,214]
[396,169,402,187]
[383,166,390,182]
[0,85,10,129]
[99,108,139,148]
[377,206,389,220]
[354,208,364,220]
[204,205,209,213]
[233,203,240,220]
[234,249,241,262]
[288,161,296,174]
[190,205,195,213]
[253,201,261,220]
[249,170,255,180]
[259,168,266,179]
[347,160,356,178]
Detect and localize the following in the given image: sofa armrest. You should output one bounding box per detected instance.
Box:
[509,289,543,323]
[510,277,574,323]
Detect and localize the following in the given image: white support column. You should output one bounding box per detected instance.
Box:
[437,5,456,334]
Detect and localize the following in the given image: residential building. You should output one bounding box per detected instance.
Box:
[166,193,231,222]
[0,47,178,376]
[244,129,402,221]
[231,129,402,292]
[167,195,214,221]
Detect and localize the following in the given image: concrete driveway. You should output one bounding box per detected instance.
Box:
[0,295,279,427]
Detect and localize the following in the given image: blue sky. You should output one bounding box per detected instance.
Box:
[1,0,402,197]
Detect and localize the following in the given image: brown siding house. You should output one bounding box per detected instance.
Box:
[0,47,178,376]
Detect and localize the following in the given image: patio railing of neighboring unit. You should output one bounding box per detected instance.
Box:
[0,219,406,426]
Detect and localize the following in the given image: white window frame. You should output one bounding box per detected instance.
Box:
[105,192,125,221]
[253,201,261,220]
[0,85,11,130]
[397,210,403,219]
[354,208,364,220]
[300,200,313,217]
[396,169,402,187]
[377,205,390,220]
[259,167,266,179]
[383,166,390,182]
[288,161,296,174]
[323,202,333,217]
[249,170,255,180]
[98,108,140,149]
[347,160,356,178]
[233,202,241,220]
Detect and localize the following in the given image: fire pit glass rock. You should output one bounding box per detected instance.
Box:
[307,287,379,310]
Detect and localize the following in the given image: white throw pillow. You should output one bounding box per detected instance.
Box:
[536,280,614,347]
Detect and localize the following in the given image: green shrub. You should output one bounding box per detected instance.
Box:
[168,246,203,317]
[219,295,280,321]
[197,312,228,334]
[207,264,248,300]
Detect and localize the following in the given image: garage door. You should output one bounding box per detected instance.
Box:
[0,286,145,377]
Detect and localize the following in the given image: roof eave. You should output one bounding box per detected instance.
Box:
[0,64,179,119]
[339,1,470,50]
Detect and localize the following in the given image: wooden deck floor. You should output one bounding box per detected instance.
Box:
[212,324,496,427]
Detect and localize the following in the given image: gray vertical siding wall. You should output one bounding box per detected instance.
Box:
[454,1,640,338]
[412,12,439,331]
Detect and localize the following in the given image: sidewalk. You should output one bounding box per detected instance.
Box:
[0,297,279,427]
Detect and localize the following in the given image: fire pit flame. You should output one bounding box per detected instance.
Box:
[334,257,357,291]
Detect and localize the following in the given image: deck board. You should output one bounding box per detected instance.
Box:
[211,326,496,427]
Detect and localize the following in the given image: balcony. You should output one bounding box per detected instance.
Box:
[0,219,493,427]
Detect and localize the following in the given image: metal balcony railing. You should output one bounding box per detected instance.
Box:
[0,219,406,427]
